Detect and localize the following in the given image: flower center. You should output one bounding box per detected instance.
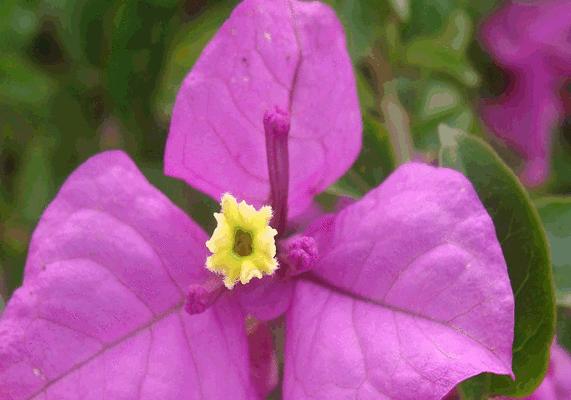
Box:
[206,193,278,289]
[203,108,291,289]
[233,229,253,257]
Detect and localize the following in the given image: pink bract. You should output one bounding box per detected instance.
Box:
[0,152,258,399]
[165,0,361,217]
[285,163,514,399]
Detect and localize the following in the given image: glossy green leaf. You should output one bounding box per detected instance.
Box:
[439,126,555,397]
[536,197,571,301]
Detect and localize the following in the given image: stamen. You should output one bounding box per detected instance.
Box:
[280,235,318,276]
[264,107,290,236]
[185,276,224,315]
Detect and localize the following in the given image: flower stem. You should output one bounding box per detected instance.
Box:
[380,80,414,165]
[367,41,415,166]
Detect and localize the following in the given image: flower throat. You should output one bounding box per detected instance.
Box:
[233,229,253,257]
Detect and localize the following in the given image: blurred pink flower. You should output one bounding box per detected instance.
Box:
[480,0,571,186]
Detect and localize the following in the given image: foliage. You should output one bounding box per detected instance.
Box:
[0,1,569,398]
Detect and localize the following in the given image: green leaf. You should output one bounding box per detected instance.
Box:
[535,197,571,301]
[457,373,490,400]
[140,163,218,232]
[418,80,462,120]
[549,127,571,192]
[0,0,39,52]
[439,126,555,397]
[15,137,56,223]
[409,79,474,152]
[437,9,472,52]
[41,0,109,65]
[47,88,99,180]
[0,54,55,112]
[328,115,395,197]
[402,0,455,39]
[356,71,376,115]
[154,2,234,121]
[106,0,180,132]
[325,173,363,199]
[405,10,479,87]
[395,77,474,154]
[381,80,414,165]
[557,305,571,353]
[324,0,390,59]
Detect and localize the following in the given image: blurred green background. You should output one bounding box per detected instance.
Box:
[1,0,570,315]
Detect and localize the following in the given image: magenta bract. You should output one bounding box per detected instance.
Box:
[165,0,361,217]
[0,0,515,399]
[480,0,571,186]
[0,152,257,399]
[285,163,513,399]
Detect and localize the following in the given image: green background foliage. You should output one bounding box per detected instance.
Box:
[0,1,570,398]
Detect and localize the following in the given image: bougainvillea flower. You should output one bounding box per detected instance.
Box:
[0,0,514,399]
[479,0,571,186]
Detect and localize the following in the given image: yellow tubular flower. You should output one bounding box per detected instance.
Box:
[206,193,278,289]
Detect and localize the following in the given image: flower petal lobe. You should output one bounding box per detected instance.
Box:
[165,0,361,216]
[284,163,514,399]
[0,151,256,400]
